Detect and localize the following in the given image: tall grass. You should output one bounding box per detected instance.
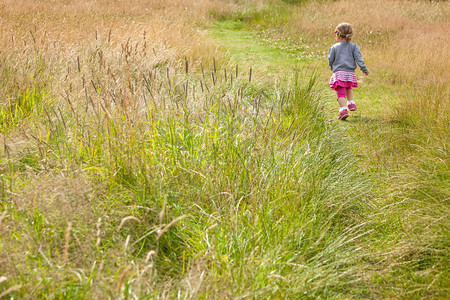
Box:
[1,36,358,293]
[0,8,377,295]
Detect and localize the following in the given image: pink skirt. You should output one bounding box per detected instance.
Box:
[330,71,358,90]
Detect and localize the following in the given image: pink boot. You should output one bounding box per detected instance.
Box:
[348,103,357,111]
[338,109,349,120]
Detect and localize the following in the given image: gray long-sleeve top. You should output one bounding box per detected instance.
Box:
[328,41,368,73]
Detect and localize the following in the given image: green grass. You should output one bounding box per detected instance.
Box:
[211,20,322,74]
[0,51,376,298]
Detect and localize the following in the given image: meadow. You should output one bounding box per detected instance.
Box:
[0,0,448,298]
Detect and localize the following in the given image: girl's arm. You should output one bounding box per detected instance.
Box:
[328,47,335,70]
[353,44,368,73]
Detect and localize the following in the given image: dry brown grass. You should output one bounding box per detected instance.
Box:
[0,0,247,76]
[290,0,450,86]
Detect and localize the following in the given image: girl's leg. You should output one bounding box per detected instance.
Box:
[337,97,347,107]
[336,87,347,108]
[346,87,357,111]
[346,88,353,102]
[335,86,349,120]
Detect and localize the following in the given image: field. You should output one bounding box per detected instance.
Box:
[0,0,448,298]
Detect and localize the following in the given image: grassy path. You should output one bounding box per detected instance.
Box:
[209,19,449,297]
[210,20,389,172]
[211,20,394,118]
[211,21,321,72]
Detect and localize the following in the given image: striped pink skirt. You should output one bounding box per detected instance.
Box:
[330,71,358,90]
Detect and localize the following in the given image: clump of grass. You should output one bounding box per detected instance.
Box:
[0,88,48,133]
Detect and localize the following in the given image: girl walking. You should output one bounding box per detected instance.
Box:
[328,22,369,120]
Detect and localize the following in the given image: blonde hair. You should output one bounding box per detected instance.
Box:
[336,22,353,42]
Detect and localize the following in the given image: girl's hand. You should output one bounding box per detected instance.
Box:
[364,70,369,76]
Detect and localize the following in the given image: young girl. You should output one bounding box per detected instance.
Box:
[328,22,369,120]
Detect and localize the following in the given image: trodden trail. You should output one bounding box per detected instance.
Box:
[209,20,396,180]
